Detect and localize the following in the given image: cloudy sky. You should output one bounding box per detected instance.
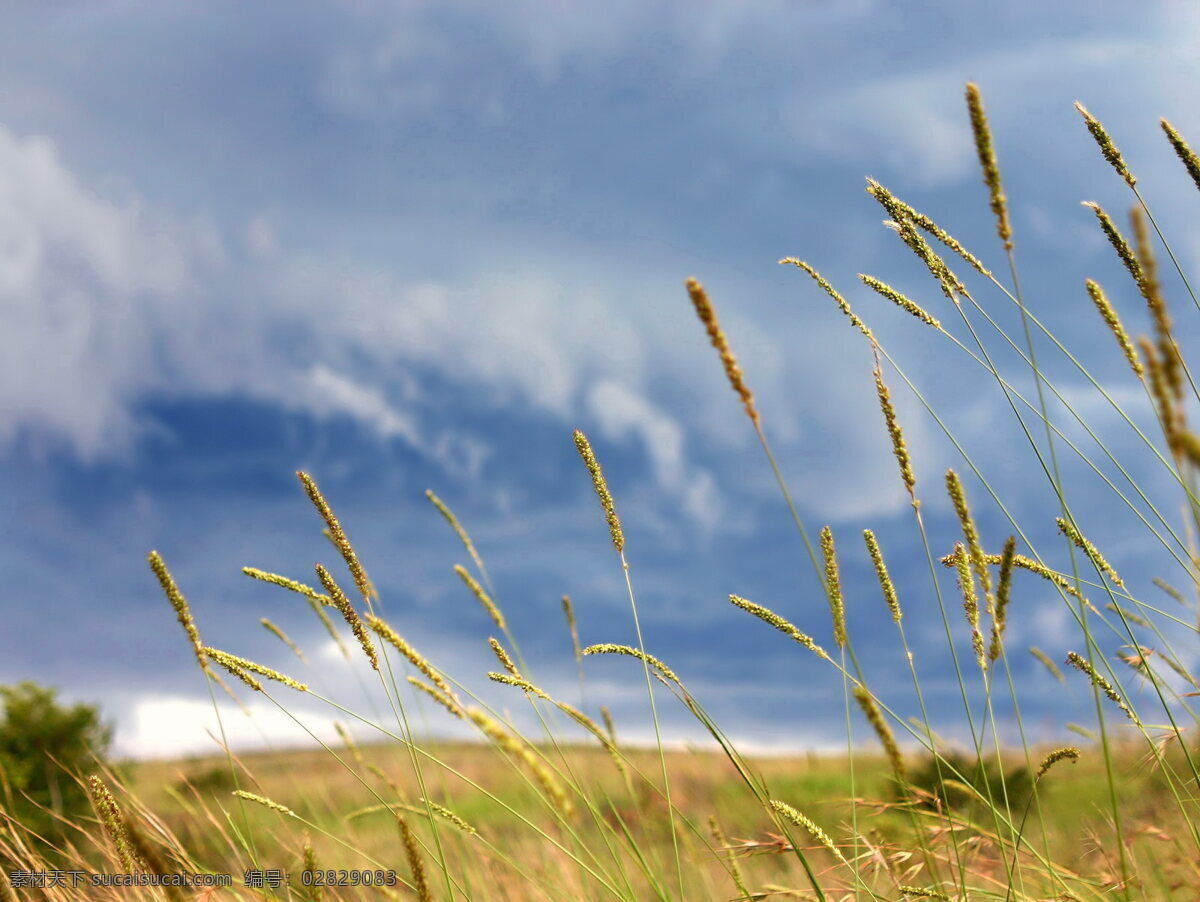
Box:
[3,1,1199,758]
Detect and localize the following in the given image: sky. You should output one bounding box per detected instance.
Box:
[3,1,1200,759]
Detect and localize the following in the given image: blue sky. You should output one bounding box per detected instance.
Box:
[2,1,1199,757]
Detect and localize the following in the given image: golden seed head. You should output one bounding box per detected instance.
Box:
[1065,651,1139,725]
[945,469,993,609]
[873,366,916,496]
[1161,118,1200,194]
[205,647,308,692]
[685,277,760,425]
[820,526,847,649]
[368,614,458,703]
[1029,646,1065,681]
[235,791,295,817]
[1082,202,1145,293]
[582,643,680,683]
[988,536,1017,662]
[1084,279,1142,376]
[898,887,952,901]
[859,274,941,329]
[886,214,964,300]
[454,564,507,630]
[780,258,874,339]
[488,636,521,677]
[863,530,901,622]
[425,489,485,575]
[1152,577,1186,605]
[853,686,905,781]
[408,676,464,718]
[865,178,990,276]
[395,812,432,902]
[1075,102,1136,187]
[260,618,307,663]
[316,564,378,670]
[488,671,550,699]
[561,595,582,663]
[767,801,846,864]
[952,543,986,672]
[1056,518,1124,587]
[242,567,332,606]
[148,551,207,671]
[729,594,830,659]
[1036,747,1081,780]
[88,775,142,873]
[297,471,374,604]
[420,799,478,835]
[965,82,1012,250]
[572,430,625,553]
[465,707,574,818]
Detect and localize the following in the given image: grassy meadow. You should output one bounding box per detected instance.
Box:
[7,84,1200,900]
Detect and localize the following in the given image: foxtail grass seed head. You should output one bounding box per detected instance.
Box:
[335,721,364,767]
[367,614,458,703]
[1141,336,1181,453]
[149,551,207,671]
[708,815,751,899]
[853,686,905,781]
[1036,747,1081,779]
[242,567,332,606]
[421,799,478,835]
[1131,205,1183,400]
[899,887,952,901]
[88,776,141,873]
[865,178,989,276]
[297,471,373,604]
[601,705,617,742]
[488,636,520,677]
[425,488,484,572]
[1152,577,1187,605]
[454,564,506,630]
[572,430,625,553]
[582,643,680,683]
[489,672,548,698]
[941,550,1086,603]
[235,791,296,817]
[466,707,573,818]
[989,536,1016,662]
[729,594,830,659]
[1084,279,1142,376]
[1161,118,1200,194]
[207,651,262,691]
[874,366,916,496]
[1056,518,1124,587]
[952,544,986,672]
[1065,651,1140,725]
[1082,202,1144,293]
[863,530,901,622]
[685,277,760,425]
[1075,102,1136,187]
[820,526,848,648]
[409,677,464,717]
[859,274,941,328]
[260,618,307,663]
[780,258,874,339]
[396,813,432,902]
[205,647,308,692]
[886,215,962,300]
[561,595,582,663]
[945,469,993,609]
[316,564,378,671]
[1107,603,1149,628]
[965,82,1012,250]
[767,801,846,864]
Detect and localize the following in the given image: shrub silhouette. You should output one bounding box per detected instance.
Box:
[0,682,112,848]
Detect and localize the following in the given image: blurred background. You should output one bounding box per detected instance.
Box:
[1,0,1197,758]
